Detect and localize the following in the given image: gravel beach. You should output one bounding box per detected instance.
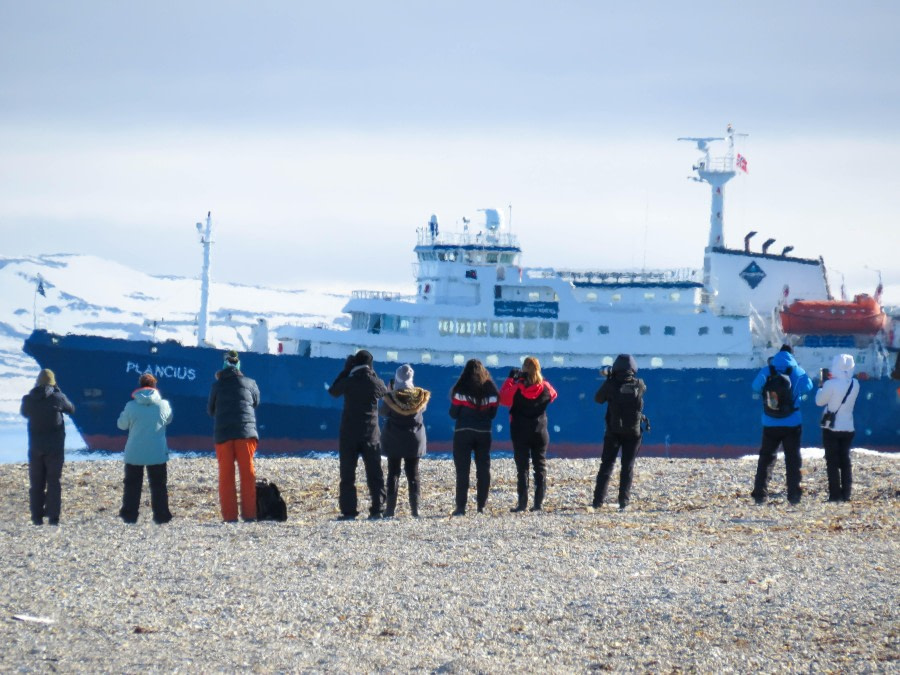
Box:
[1,453,897,672]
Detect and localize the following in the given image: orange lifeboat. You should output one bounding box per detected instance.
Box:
[780,294,887,335]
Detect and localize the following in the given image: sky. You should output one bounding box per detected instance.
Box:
[2,1,899,297]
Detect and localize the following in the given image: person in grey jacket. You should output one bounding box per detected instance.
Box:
[117,373,173,524]
[20,369,74,526]
[379,364,430,518]
[208,350,261,522]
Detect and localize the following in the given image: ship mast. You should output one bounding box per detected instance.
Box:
[679,125,748,297]
[196,212,212,346]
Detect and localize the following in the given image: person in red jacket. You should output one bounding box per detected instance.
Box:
[499,356,558,512]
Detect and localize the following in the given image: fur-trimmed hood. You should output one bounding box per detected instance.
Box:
[382,387,430,416]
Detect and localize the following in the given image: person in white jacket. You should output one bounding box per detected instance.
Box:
[815,354,860,502]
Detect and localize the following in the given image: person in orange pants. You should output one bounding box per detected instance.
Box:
[208,350,261,522]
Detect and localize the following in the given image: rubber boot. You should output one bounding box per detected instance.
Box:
[384,489,397,518]
[531,474,545,511]
[510,473,528,512]
[409,489,420,518]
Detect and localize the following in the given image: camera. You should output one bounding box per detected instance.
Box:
[819,367,830,383]
[600,366,612,378]
[821,410,836,429]
[508,368,521,380]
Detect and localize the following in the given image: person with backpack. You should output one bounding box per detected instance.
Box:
[499,356,558,512]
[592,354,647,511]
[208,349,261,522]
[449,359,500,515]
[815,354,860,502]
[750,344,814,505]
[328,350,387,520]
[378,364,430,518]
[117,373,173,524]
[20,369,75,526]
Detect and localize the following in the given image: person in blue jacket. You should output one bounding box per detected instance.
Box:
[117,373,174,523]
[750,345,813,505]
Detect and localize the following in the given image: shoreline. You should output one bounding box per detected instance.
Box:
[1,455,897,671]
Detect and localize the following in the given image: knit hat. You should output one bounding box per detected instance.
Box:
[353,350,373,367]
[224,349,241,370]
[394,364,414,389]
[779,344,794,354]
[36,368,56,387]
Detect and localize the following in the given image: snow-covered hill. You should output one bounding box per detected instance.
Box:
[0,253,361,456]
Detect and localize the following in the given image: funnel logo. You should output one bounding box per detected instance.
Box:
[740,261,766,289]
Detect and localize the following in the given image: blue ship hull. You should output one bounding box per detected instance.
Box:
[23,330,900,458]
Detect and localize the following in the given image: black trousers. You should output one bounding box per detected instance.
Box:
[386,456,420,512]
[593,431,642,507]
[120,463,172,523]
[752,425,803,502]
[28,450,64,524]
[338,438,385,517]
[512,428,549,507]
[452,430,492,511]
[822,429,854,501]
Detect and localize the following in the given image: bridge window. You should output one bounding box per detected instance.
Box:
[490,320,505,337]
[523,321,538,339]
[540,321,554,338]
[439,319,455,336]
[474,320,488,337]
[506,321,520,339]
[555,322,569,340]
[351,312,367,330]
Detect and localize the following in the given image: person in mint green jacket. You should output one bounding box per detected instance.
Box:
[117,373,173,524]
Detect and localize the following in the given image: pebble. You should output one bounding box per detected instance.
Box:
[0,453,897,671]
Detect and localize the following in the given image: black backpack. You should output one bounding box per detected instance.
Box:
[607,377,645,436]
[761,364,796,418]
[256,479,287,521]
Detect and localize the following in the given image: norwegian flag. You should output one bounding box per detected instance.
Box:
[736,153,749,173]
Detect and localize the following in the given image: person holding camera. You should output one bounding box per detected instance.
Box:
[378,364,430,518]
[21,369,75,526]
[499,356,557,512]
[750,344,814,506]
[449,359,500,515]
[815,354,860,502]
[592,354,647,511]
[328,350,388,520]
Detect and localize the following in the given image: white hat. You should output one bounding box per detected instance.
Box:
[394,364,414,389]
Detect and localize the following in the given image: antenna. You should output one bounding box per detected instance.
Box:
[197,212,213,346]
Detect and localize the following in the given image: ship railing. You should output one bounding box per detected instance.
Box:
[350,290,416,302]
[416,230,520,248]
[555,268,703,285]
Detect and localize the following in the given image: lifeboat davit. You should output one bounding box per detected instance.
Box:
[780,294,887,335]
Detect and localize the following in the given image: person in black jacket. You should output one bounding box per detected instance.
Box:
[20,369,75,525]
[449,359,499,515]
[499,356,558,512]
[379,364,430,518]
[593,354,647,511]
[328,350,388,520]
[208,350,261,522]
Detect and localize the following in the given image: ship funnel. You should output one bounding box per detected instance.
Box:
[781,245,794,257]
[744,231,757,252]
[761,238,776,254]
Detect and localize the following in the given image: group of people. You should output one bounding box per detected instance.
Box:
[20,343,872,526]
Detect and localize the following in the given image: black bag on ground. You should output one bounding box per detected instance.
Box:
[256,478,287,521]
[761,364,796,418]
